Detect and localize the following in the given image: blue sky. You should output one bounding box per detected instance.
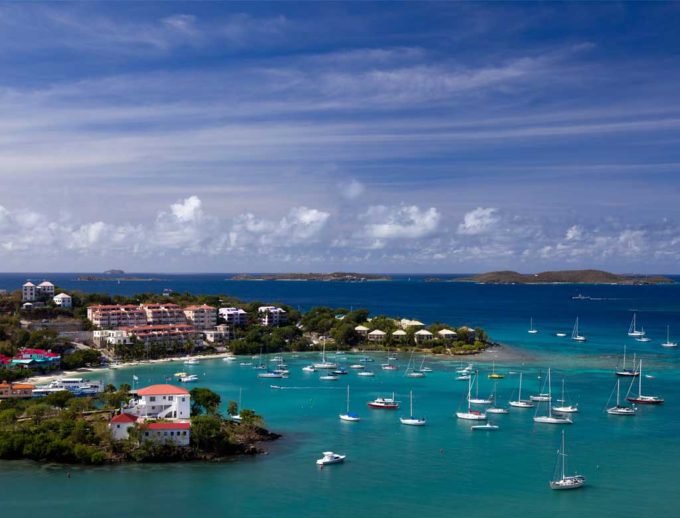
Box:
[1,2,680,273]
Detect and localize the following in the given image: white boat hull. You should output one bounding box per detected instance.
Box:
[400,417,426,426]
[533,416,573,425]
[509,400,534,408]
[456,411,487,421]
[486,408,509,414]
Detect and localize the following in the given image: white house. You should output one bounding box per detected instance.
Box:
[437,329,457,340]
[414,329,434,343]
[392,329,407,340]
[109,412,138,440]
[368,329,386,342]
[141,422,191,446]
[37,281,55,297]
[125,384,191,419]
[22,282,36,302]
[258,306,287,327]
[354,325,369,337]
[219,307,248,326]
[53,293,72,308]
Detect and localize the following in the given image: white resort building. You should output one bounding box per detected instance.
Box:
[391,329,407,340]
[219,307,248,327]
[183,304,217,330]
[22,280,55,302]
[258,306,287,327]
[414,329,434,343]
[368,329,386,342]
[437,329,457,340]
[354,325,369,337]
[141,303,188,326]
[87,305,148,329]
[53,293,72,308]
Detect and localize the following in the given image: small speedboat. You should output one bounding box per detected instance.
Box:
[222,356,236,362]
[471,423,499,431]
[258,371,285,379]
[316,451,346,465]
[332,368,348,375]
[357,371,375,377]
[179,374,199,383]
[349,364,365,370]
[302,365,316,372]
[184,358,200,365]
[239,362,253,366]
[320,374,339,381]
[456,374,471,381]
[555,332,567,337]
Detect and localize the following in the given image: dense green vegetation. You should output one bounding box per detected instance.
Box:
[0,386,276,465]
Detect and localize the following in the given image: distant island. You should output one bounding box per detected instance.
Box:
[103,269,125,275]
[455,269,674,285]
[230,272,391,282]
[77,276,161,282]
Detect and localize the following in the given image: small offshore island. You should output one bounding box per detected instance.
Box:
[230,272,391,281]
[453,269,674,285]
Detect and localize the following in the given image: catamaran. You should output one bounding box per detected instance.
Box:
[571,317,587,342]
[487,382,509,414]
[615,345,639,377]
[626,360,664,405]
[528,317,538,334]
[468,371,493,404]
[533,369,573,424]
[400,390,426,426]
[339,385,360,422]
[552,378,578,413]
[549,431,586,490]
[509,372,535,408]
[661,325,678,348]
[627,313,646,337]
[607,379,637,416]
[456,375,487,421]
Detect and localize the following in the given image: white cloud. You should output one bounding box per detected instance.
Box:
[170,195,203,223]
[565,225,583,241]
[340,179,365,200]
[363,205,440,239]
[457,207,499,235]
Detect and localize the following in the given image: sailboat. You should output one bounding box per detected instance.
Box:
[486,382,509,414]
[606,379,637,416]
[627,313,646,337]
[552,378,578,413]
[339,385,361,422]
[626,360,664,405]
[533,369,573,424]
[571,317,586,342]
[230,388,243,422]
[615,345,639,377]
[405,350,425,378]
[253,346,267,370]
[661,325,678,348]
[456,375,487,421]
[509,372,535,408]
[381,349,399,371]
[549,431,586,490]
[468,371,493,404]
[528,317,538,334]
[400,390,426,426]
[635,327,651,343]
[488,360,504,379]
[417,357,433,373]
[313,341,338,370]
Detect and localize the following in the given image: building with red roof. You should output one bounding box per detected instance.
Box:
[142,421,191,446]
[125,384,191,420]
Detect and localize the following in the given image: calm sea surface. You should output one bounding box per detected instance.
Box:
[1,273,679,517]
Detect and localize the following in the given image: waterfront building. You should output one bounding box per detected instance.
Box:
[391,329,407,341]
[414,329,434,344]
[142,422,191,446]
[258,306,287,327]
[125,384,191,419]
[87,305,147,329]
[218,307,248,327]
[109,413,138,440]
[354,325,369,337]
[0,382,35,399]
[10,348,61,368]
[368,329,387,342]
[437,329,457,340]
[183,304,217,330]
[120,324,198,348]
[53,293,72,308]
[93,329,131,347]
[203,324,230,344]
[141,303,187,326]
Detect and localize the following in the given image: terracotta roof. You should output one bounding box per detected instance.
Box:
[136,384,189,396]
[111,413,138,424]
[147,422,191,430]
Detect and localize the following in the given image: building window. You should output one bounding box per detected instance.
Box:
[168,396,173,401]
[150,396,156,402]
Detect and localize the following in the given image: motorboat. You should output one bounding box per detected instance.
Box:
[32,378,104,397]
[184,358,200,365]
[357,371,375,377]
[456,374,471,381]
[349,364,365,370]
[258,371,285,379]
[368,393,400,409]
[316,451,346,465]
[549,431,585,490]
[555,332,567,337]
[302,365,316,372]
[222,356,236,362]
[239,362,253,366]
[471,423,499,431]
[320,374,339,381]
[179,374,199,383]
[635,329,651,343]
[332,368,349,375]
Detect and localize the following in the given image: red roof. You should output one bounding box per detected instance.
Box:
[111,413,138,424]
[136,384,189,396]
[147,422,191,430]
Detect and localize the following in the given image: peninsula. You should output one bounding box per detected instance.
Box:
[230,272,391,281]
[455,269,674,285]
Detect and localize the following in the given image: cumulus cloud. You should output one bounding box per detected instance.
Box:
[170,195,203,223]
[340,179,365,200]
[362,205,440,239]
[457,207,499,235]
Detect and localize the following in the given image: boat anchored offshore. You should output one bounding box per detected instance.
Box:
[368,393,400,409]
[313,342,338,370]
[571,317,587,342]
[488,361,504,379]
[468,371,493,404]
[552,378,578,413]
[357,371,375,377]
[627,313,645,337]
[616,346,639,377]
[179,374,199,383]
[509,372,535,408]
[626,360,664,405]
[528,317,538,334]
[456,375,487,421]
[400,390,426,426]
[32,378,104,397]
[635,328,651,343]
[316,451,346,466]
[549,431,586,490]
[486,382,509,414]
[607,379,637,416]
[661,325,678,348]
[471,423,499,431]
[339,385,360,422]
[533,369,573,424]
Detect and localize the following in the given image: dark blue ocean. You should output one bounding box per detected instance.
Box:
[1,273,679,517]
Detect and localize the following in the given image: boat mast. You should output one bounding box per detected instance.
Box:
[410,390,413,417]
[560,431,566,480]
[346,384,350,413]
[518,372,523,400]
[547,368,553,418]
[616,379,620,407]
[638,360,643,397]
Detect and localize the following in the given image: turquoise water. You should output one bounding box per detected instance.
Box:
[1,275,679,516]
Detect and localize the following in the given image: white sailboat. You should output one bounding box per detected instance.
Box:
[571,317,586,342]
[661,325,678,348]
[626,360,664,405]
[533,369,573,424]
[400,390,426,426]
[528,317,538,334]
[509,372,535,408]
[405,350,425,378]
[230,388,243,422]
[313,342,338,370]
[627,313,645,337]
[468,371,493,404]
[606,379,637,416]
[417,358,433,373]
[615,346,639,377]
[339,385,360,422]
[635,327,651,343]
[456,375,487,421]
[486,382,509,414]
[549,431,586,490]
[552,378,578,413]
